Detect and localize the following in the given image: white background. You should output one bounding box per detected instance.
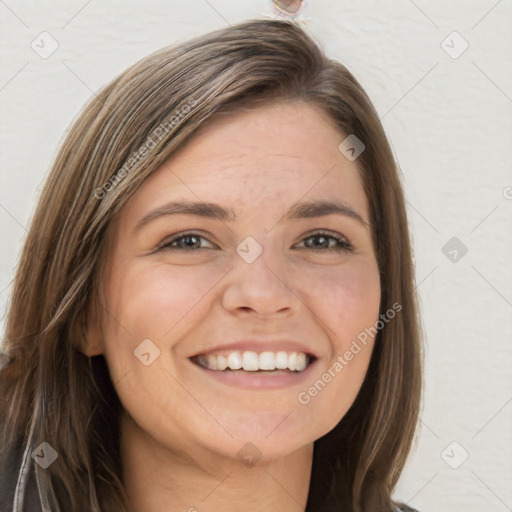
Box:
[1,1,511,510]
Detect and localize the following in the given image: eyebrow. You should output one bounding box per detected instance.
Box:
[134,199,369,232]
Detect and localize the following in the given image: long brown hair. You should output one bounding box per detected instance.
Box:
[0,19,422,511]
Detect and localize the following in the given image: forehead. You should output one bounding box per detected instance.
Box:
[123,101,370,224]
[173,101,346,171]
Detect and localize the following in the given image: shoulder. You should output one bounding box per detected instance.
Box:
[0,436,43,512]
[0,434,18,509]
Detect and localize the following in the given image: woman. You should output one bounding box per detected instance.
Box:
[0,19,422,512]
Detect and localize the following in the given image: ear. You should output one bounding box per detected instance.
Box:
[82,317,104,356]
[72,301,105,357]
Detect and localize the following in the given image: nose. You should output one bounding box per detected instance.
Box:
[221,244,298,317]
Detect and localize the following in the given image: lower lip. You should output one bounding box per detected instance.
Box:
[191,358,318,390]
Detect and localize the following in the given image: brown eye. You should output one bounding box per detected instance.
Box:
[158,232,215,252]
[296,231,353,253]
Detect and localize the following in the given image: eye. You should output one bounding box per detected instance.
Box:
[295,231,353,253]
[157,232,216,252]
[156,230,353,253]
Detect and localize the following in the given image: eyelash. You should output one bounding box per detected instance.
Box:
[157,231,353,253]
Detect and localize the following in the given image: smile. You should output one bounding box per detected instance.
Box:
[192,350,313,372]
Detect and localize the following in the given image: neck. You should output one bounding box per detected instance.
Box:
[120,413,313,512]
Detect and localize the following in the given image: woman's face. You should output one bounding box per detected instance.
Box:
[90,101,381,465]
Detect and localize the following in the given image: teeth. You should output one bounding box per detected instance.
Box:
[227,352,242,370]
[217,354,228,371]
[207,354,218,370]
[288,352,298,371]
[242,351,259,371]
[295,352,307,371]
[259,351,275,370]
[196,350,311,372]
[275,351,288,369]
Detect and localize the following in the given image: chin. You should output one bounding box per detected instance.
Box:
[198,409,321,463]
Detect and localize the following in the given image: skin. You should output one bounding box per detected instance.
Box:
[84,101,381,512]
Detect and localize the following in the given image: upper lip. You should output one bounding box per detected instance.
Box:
[190,340,319,359]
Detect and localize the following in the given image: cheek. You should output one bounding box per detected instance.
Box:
[100,261,227,381]
[293,260,380,432]
[106,261,224,338]
[300,260,381,350]
[98,262,233,435]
